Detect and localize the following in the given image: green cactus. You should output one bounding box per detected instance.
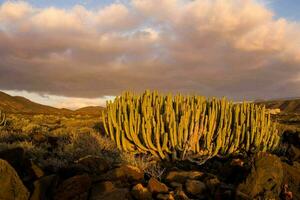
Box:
[101,90,280,162]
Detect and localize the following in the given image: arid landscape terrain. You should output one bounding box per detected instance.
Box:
[0,91,299,200]
[0,0,300,199]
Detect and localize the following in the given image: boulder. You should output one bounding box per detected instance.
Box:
[156,193,175,200]
[238,152,283,199]
[30,175,58,200]
[0,159,30,200]
[148,177,168,194]
[90,181,115,200]
[131,183,152,200]
[94,188,131,200]
[97,164,144,182]
[287,145,300,162]
[185,179,206,196]
[165,170,204,183]
[53,174,91,200]
[205,177,220,194]
[282,162,300,200]
[174,189,189,200]
[75,155,110,175]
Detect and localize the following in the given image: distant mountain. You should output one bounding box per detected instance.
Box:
[74,106,105,115]
[0,91,103,115]
[257,98,300,113]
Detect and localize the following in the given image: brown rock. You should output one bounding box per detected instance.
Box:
[30,175,58,200]
[169,182,182,189]
[75,155,110,175]
[185,179,206,196]
[282,162,300,200]
[0,159,29,200]
[174,189,189,200]
[90,181,115,200]
[96,188,131,200]
[238,152,283,199]
[54,174,91,200]
[98,164,144,182]
[131,183,152,200]
[148,177,169,194]
[165,170,204,183]
[205,177,220,194]
[156,193,175,200]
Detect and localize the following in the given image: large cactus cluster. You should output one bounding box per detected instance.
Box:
[102,90,280,160]
[0,110,6,128]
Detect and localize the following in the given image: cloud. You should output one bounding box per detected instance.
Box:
[0,0,299,101]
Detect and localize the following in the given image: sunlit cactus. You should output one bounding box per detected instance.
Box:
[102,90,280,162]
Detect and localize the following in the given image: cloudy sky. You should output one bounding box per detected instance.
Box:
[0,0,299,109]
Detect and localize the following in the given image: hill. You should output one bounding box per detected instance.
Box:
[74,106,105,115]
[257,98,300,113]
[0,91,103,115]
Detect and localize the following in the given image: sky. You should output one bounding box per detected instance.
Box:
[0,0,299,109]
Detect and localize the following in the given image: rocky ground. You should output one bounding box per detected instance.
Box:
[0,129,299,200]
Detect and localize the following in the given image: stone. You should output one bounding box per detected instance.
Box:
[282,162,300,200]
[174,189,189,200]
[148,177,169,194]
[0,159,29,200]
[75,155,110,175]
[90,181,115,199]
[237,152,283,199]
[95,188,131,200]
[185,179,206,196]
[169,182,182,189]
[53,174,92,200]
[30,175,58,200]
[165,170,204,183]
[205,177,220,194]
[287,145,300,162]
[156,193,175,200]
[98,164,144,182]
[131,183,152,200]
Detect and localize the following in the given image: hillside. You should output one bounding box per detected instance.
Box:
[257,98,300,113]
[0,91,103,115]
[74,106,105,115]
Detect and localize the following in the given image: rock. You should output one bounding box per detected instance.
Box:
[174,189,189,200]
[237,152,283,199]
[282,130,300,148]
[29,161,44,179]
[282,162,300,200]
[169,182,182,189]
[30,175,58,200]
[75,155,110,175]
[235,190,252,200]
[90,181,115,199]
[148,177,169,194]
[205,177,220,194]
[131,183,152,200]
[165,170,204,183]
[53,174,92,200]
[95,188,131,200]
[185,179,206,196]
[156,193,175,200]
[97,164,144,182]
[0,147,44,185]
[287,145,300,162]
[0,159,30,200]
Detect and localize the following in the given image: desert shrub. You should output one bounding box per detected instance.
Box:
[102,90,281,162]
